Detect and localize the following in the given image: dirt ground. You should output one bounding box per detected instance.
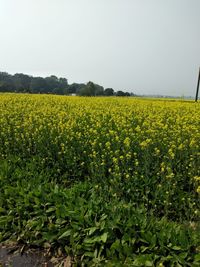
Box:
[0,245,54,267]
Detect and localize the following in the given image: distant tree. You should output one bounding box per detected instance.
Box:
[79,81,104,96]
[0,72,10,83]
[87,81,96,96]
[59,77,68,91]
[116,91,130,96]
[13,73,31,92]
[0,72,69,95]
[0,72,15,92]
[116,90,125,96]
[79,84,92,96]
[79,81,96,96]
[30,77,48,94]
[95,84,104,96]
[104,88,114,96]
[44,76,69,94]
[130,92,136,96]
[124,92,131,96]
[52,87,66,95]
[45,76,59,92]
[67,83,86,95]
[0,81,15,92]
[0,71,133,97]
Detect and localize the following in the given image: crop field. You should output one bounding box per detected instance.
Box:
[0,93,200,266]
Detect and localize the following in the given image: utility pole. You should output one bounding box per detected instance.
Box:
[195,67,200,102]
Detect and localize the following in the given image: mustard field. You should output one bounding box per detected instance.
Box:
[0,94,200,266]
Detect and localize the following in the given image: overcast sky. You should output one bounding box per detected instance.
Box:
[0,0,200,96]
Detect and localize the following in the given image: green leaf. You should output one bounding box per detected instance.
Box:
[0,207,5,213]
[58,229,71,239]
[111,239,121,251]
[171,246,182,251]
[84,252,94,257]
[101,232,108,243]
[145,260,153,267]
[46,207,56,213]
[88,227,98,235]
[140,246,148,253]
[194,254,200,262]
[84,237,100,244]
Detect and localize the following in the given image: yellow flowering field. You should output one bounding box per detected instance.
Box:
[0,93,200,265]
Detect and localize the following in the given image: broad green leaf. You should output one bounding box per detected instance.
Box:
[88,227,98,235]
[58,229,71,239]
[145,260,153,267]
[171,246,182,251]
[101,232,108,243]
[194,254,200,262]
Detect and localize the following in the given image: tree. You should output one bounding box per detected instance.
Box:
[124,92,131,96]
[67,83,85,95]
[79,81,96,96]
[116,90,125,96]
[0,72,15,92]
[79,81,104,96]
[13,73,31,92]
[116,91,130,96]
[130,92,136,96]
[45,76,59,92]
[79,85,92,96]
[104,88,114,96]
[59,77,68,90]
[0,71,133,96]
[30,77,48,94]
[52,87,66,95]
[95,84,104,96]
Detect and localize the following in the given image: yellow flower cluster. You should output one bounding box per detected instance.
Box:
[0,94,199,210]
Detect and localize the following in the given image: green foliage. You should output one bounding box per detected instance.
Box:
[0,165,198,263]
[104,88,114,96]
[0,71,134,96]
[0,95,199,265]
[116,90,131,96]
[0,72,69,95]
[0,157,199,265]
[79,81,104,96]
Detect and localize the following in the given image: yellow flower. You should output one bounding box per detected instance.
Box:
[168,148,175,159]
[194,176,200,181]
[124,137,131,147]
[178,143,184,150]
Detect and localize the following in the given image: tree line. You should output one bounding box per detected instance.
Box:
[0,72,135,96]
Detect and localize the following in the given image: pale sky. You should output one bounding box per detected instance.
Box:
[0,0,200,96]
